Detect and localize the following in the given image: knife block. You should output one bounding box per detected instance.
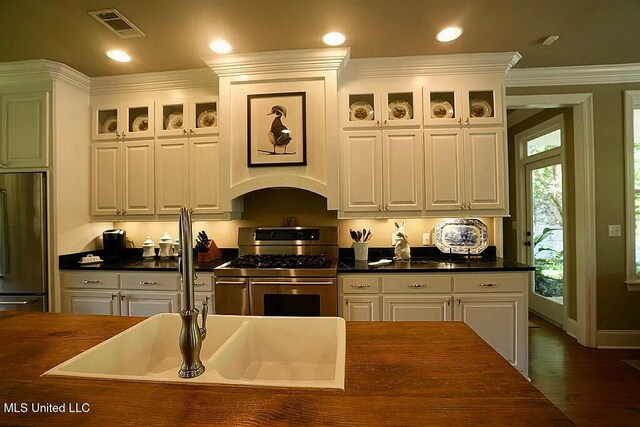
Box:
[197,240,222,262]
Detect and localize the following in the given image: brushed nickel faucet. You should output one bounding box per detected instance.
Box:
[178,207,207,378]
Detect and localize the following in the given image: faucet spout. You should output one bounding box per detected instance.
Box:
[177,207,207,379]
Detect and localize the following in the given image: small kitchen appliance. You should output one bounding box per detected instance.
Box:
[102,229,126,259]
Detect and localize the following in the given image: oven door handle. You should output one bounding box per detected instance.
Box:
[250,281,335,286]
[215,280,248,285]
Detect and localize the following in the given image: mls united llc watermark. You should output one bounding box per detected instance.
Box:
[4,402,90,413]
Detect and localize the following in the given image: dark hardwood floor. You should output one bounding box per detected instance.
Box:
[529,314,640,425]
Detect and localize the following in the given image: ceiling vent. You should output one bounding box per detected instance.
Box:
[88,8,145,39]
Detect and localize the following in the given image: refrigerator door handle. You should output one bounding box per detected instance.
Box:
[0,301,33,305]
[0,189,7,278]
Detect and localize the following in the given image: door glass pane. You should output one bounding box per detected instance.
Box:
[532,163,564,301]
[633,109,640,274]
[527,129,561,156]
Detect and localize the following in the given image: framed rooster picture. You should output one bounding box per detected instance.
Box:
[247,92,307,167]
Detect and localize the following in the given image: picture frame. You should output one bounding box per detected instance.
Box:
[247,92,307,167]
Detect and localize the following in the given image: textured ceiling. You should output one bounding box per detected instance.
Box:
[1,0,639,77]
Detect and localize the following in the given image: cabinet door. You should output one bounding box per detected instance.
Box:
[341,90,377,128]
[189,98,218,136]
[122,141,155,215]
[189,137,219,213]
[342,295,380,321]
[382,87,423,127]
[383,130,422,211]
[423,129,465,211]
[463,82,504,126]
[341,131,383,212]
[464,128,505,211]
[424,87,462,127]
[91,142,121,216]
[92,105,120,141]
[64,291,120,316]
[1,92,49,168]
[123,102,154,139]
[156,99,187,137]
[383,296,451,321]
[454,294,525,371]
[120,292,181,317]
[155,139,188,215]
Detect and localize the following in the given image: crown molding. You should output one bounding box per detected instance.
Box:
[342,52,522,79]
[204,48,350,78]
[90,68,218,95]
[0,59,90,93]
[506,63,640,87]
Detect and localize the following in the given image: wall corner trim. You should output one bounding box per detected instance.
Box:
[506,63,640,87]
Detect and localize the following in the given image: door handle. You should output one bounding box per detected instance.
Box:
[0,300,33,305]
[251,281,335,286]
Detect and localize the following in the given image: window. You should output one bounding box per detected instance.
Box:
[624,91,640,284]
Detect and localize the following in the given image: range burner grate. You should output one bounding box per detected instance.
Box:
[228,254,328,269]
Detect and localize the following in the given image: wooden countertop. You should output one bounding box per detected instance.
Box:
[0,312,569,426]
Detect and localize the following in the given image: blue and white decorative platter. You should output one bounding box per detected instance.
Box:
[434,218,488,254]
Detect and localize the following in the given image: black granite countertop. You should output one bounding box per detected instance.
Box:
[59,248,236,272]
[337,246,534,273]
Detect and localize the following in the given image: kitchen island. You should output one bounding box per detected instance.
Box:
[0,312,569,425]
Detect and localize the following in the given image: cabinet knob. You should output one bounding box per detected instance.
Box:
[183,129,188,135]
[465,117,470,126]
[466,203,471,210]
[457,117,462,125]
[446,297,451,305]
[459,204,464,210]
[122,209,127,214]
[116,210,121,215]
[384,205,389,211]
[111,293,117,300]
[189,129,195,134]
[457,298,462,305]
[376,120,380,127]
[383,119,387,126]
[121,132,126,139]
[378,205,382,211]
[345,299,349,305]
[120,295,126,301]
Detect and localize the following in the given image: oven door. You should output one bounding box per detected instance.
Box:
[250,278,337,317]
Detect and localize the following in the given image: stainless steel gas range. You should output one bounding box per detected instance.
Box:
[214,227,339,316]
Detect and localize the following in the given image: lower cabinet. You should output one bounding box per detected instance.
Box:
[61,271,213,317]
[339,271,530,376]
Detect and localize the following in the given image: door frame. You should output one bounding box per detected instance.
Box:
[507,94,596,348]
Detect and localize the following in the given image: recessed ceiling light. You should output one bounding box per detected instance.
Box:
[542,35,559,46]
[322,32,346,46]
[106,50,131,62]
[436,26,463,42]
[209,39,233,54]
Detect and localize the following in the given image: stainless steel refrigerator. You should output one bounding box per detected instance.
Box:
[0,172,47,312]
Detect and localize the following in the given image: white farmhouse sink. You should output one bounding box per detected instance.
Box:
[43,314,346,390]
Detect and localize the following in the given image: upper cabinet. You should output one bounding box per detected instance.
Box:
[92,101,155,141]
[341,86,423,128]
[423,77,503,127]
[155,98,218,137]
[0,92,50,168]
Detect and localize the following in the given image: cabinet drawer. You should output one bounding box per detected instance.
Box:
[453,274,525,293]
[382,274,451,294]
[62,272,119,290]
[193,274,214,292]
[120,273,180,291]
[341,276,380,294]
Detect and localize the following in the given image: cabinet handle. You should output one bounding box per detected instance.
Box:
[190,208,195,214]
[457,298,461,305]
[82,280,100,284]
[457,117,462,125]
[378,205,382,211]
[114,131,119,139]
[446,297,451,305]
[383,119,387,126]
[139,281,157,285]
[111,293,117,300]
[466,203,471,210]
[116,210,121,215]
[384,205,389,211]
[479,283,498,288]
[204,296,210,304]
[183,129,188,134]
[351,284,371,289]
[120,295,126,301]
[121,132,126,139]
[194,281,205,286]
[459,204,464,210]
[345,299,349,305]
[376,120,380,127]
[0,163,6,168]
[122,209,127,214]
[189,129,195,134]
[407,284,426,288]
[465,117,470,126]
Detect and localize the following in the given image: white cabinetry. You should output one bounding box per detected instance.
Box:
[155,136,220,215]
[424,127,505,214]
[341,129,422,213]
[155,98,218,137]
[0,92,49,168]
[61,271,197,317]
[339,271,529,376]
[92,102,154,141]
[91,140,155,216]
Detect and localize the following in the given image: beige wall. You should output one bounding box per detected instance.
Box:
[508,83,640,330]
[115,188,494,251]
[503,108,576,320]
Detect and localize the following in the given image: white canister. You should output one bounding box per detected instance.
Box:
[142,236,155,258]
[158,232,173,258]
[353,242,369,261]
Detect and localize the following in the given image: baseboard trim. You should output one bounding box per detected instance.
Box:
[566,317,578,339]
[596,330,640,349]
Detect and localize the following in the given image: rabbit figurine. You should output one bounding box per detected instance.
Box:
[393,220,411,260]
